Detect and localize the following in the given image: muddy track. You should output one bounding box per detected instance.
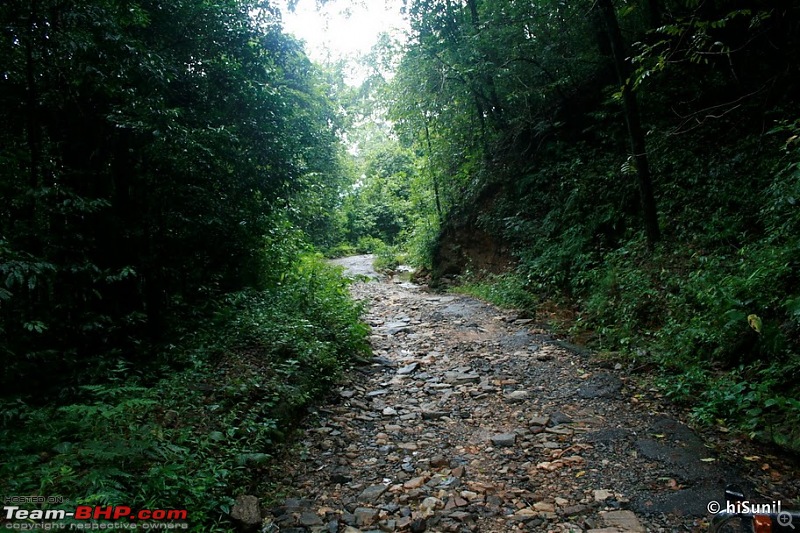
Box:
[260,256,798,533]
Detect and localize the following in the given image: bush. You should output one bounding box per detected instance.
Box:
[355,236,386,254]
[454,272,539,315]
[0,254,370,531]
[372,244,403,272]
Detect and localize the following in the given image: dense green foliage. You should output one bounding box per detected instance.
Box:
[3,0,799,526]
[390,0,800,450]
[1,254,368,529]
[0,0,367,529]
[0,0,349,390]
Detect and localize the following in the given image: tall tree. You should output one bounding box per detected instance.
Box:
[597,0,661,246]
[0,0,348,392]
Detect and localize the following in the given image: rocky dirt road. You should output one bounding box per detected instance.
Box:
[261,256,797,532]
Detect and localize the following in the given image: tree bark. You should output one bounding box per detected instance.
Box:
[423,115,443,221]
[24,0,43,252]
[597,0,661,247]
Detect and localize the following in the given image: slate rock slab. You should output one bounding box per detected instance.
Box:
[578,373,623,399]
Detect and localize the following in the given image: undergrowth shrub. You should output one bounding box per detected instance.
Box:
[473,117,800,451]
[0,254,369,531]
[454,273,539,315]
[355,235,386,254]
[404,212,439,270]
[372,244,402,272]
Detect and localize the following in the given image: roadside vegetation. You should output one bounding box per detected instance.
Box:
[3,1,799,529]
[0,2,367,530]
[321,1,800,454]
[377,0,800,453]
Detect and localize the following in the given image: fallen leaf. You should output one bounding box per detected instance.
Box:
[575,471,586,478]
[700,457,716,462]
[743,455,761,461]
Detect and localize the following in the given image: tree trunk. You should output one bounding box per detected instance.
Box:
[597,0,661,247]
[24,0,43,252]
[647,0,662,26]
[423,116,443,221]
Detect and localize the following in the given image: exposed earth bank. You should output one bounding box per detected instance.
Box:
[254,255,797,533]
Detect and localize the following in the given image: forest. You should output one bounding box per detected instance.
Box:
[1,0,798,530]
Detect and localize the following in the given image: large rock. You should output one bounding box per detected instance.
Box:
[230,495,261,532]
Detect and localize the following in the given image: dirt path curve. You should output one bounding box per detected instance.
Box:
[263,256,790,532]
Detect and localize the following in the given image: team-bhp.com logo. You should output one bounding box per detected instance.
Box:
[3,504,188,530]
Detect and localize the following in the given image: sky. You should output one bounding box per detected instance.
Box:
[278,0,407,66]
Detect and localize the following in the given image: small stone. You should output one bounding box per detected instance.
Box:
[435,475,460,489]
[409,518,427,532]
[443,371,480,384]
[504,390,530,403]
[299,511,323,526]
[430,455,448,468]
[359,485,388,503]
[490,433,516,447]
[421,410,447,420]
[448,511,472,522]
[533,502,555,513]
[419,497,443,518]
[404,477,426,489]
[530,416,550,426]
[354,507,380,527]
[600,510,645,532]
[545,426,573,435]
[555,497,569,506]
[549,412,573,425]
[594,489,613,502]
[330,472,353,484]
[564,504,591,516]
[382,407,398,416]
[367,389,390,397]
[398,362,420,375]
[398,442,419,451]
